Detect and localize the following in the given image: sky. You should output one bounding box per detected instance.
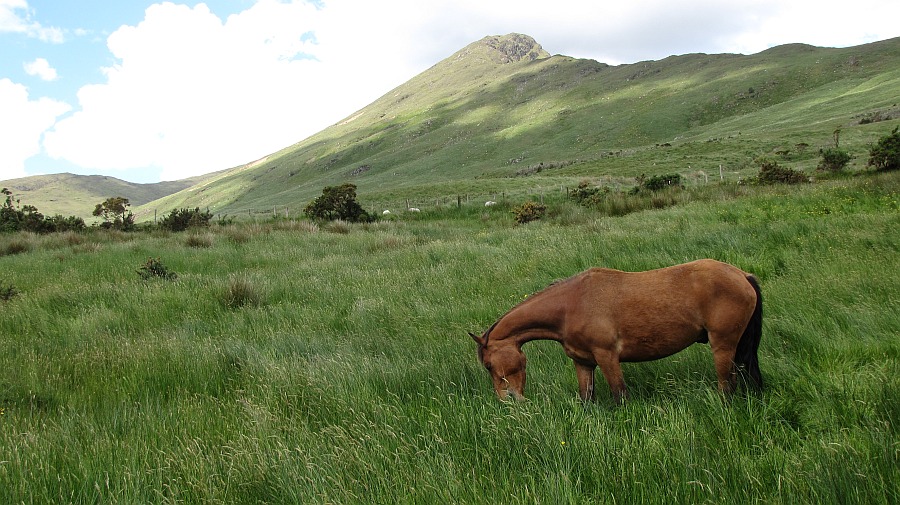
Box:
[2,0,899,184]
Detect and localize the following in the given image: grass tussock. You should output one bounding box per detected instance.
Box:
[222,275,264,309]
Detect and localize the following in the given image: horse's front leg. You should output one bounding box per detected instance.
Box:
[573,362,596,402]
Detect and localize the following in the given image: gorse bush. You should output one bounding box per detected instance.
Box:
[753,159,808,185]
[818,147,851,171]
[159,207,214,232]
[569,181,611,207]
[636,173,683,192]
[137,257,177,281]
[512,201,547,224]
[868,126,900,172]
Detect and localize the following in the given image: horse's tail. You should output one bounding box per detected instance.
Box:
[734,274,763,390]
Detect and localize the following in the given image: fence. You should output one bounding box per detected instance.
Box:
[142,169,738,222]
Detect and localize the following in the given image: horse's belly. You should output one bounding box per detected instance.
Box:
[616,327,702,362]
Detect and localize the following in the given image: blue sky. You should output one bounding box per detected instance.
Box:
[2,0,899,184]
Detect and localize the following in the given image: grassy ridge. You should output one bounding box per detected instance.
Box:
[1,171,897,503]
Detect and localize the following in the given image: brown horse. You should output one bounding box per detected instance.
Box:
[470,259,762,402]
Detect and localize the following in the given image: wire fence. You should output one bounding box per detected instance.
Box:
[142,169,737,222]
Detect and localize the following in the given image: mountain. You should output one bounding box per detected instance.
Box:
[136,33,899,217]
[7,33,900,219]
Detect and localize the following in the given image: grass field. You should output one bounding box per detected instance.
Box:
[1,170,897,503]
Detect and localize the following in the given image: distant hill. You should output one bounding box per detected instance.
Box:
[0,171,226,221]
[7,33,900,220]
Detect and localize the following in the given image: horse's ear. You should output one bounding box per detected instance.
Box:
[469,332,487,347]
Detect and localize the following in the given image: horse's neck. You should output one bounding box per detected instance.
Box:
[493,301,565,345]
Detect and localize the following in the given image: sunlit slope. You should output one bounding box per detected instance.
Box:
[135,34,900,217]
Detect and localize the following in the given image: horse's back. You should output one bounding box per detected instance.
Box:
[580,260,757,360]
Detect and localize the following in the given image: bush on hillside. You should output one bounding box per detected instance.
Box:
[636,173,683,192]
[818,147,851,171]
[867,126,900,172]
[752,160,808,185]
[304,183,374,223]
[158,207,213,232]
[570,181,611,207]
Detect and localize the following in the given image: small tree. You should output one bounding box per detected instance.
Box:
[304,183,373,223]
[1,188,23,232]
[93,197,135,230]
[867,126,900,172]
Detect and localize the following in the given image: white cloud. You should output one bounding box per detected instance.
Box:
[0,78,71,181]
[45,1,341,180]
[0,0,64,42]
[23,57,58,81]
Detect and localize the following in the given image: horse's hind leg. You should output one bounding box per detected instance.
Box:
[595,353,628,404]
[574,362,596,402]
[710,335,738,394]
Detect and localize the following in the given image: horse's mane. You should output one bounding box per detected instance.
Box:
[483,273,581,342]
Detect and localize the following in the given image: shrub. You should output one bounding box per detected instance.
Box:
[512,201,547,224]
[867,126,900,172]
[818,147,851,171]
[570,182,610,207]
[304,183,374,223]
[138,257,177,281]
[159,207,213,232]
[638,173,683,192]
[0,281,18,302]
[753,160,808,185]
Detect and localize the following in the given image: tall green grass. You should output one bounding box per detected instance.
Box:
[1,172,898,503]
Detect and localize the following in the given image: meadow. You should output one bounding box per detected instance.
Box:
[1,171,898,503]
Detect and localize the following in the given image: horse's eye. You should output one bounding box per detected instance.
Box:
[484,362,493,372]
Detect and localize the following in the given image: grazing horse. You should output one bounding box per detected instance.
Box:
[470,259,762,403]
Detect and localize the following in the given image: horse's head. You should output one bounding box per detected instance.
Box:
[469,331,526,400]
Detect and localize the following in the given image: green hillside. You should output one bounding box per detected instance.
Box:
[135,33,900,219]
